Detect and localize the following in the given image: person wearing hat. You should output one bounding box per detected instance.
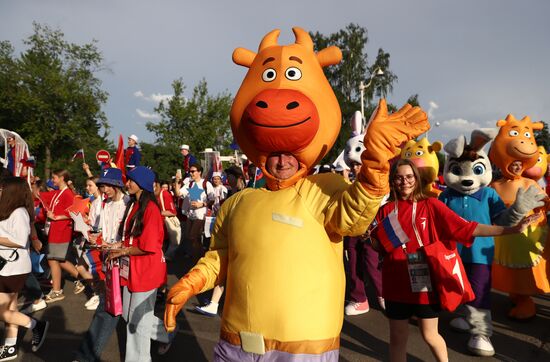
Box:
[209,172,228,216]
[125,135,142,170]
[73,167,130,362]
[180,144,197,178]
[106,166,175,359]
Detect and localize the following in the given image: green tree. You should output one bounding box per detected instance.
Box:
[146,78,233,170]
[310,23,399,163]
[0,22,110,179]
[535,121,550,152]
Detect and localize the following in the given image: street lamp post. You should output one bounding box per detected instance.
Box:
[359,67,384,127]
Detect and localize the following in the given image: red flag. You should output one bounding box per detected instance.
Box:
[114,134,126,183]
[66,196,91,216]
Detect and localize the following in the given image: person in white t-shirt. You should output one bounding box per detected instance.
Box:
[174,163,214,261]
[0,177,49,359]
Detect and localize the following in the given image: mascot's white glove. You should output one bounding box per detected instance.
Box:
[496,185,546,226]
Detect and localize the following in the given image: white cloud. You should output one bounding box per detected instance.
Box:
[427,101,439,120]
[134,90,172,104]
[442,118,481,130]
[136,108,160,120]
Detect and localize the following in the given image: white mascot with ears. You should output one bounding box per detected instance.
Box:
[439,129,544,357]
[164,27,429,361]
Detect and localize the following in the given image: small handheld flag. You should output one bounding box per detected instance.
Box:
[71,149,85,162]
[372,210,410,252]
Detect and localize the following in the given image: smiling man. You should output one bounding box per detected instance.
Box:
[165,28,429,362]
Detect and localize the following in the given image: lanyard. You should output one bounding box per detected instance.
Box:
[50,187,67,213]
[397,201,424,251]
[122,202,135,246]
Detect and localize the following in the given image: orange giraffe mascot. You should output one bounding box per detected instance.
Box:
[489,115,550,319]
[164,28,429,361]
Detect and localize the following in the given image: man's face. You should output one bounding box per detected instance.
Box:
[128,138,136,147]
[181,149,189,156]
[189,166,201,181]
[7,137,15,147]
[266,153,300,180]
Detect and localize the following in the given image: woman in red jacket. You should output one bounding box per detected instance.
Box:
[371,159,532,362]
[107,166,174,360]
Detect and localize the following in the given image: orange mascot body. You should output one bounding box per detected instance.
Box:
[489,114,550,319]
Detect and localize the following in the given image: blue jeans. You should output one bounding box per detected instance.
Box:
[74,285,120,362]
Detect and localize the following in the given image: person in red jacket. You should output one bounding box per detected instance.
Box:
[106,166,175,359]
[371,159,533,362]
[44,169,80,303]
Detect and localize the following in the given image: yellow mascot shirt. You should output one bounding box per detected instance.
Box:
[192,172,383,349]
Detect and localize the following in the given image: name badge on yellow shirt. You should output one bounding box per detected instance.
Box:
[239,331,265,355]
[272,213,303,228]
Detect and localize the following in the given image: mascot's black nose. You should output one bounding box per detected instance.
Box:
[461,180,474,187]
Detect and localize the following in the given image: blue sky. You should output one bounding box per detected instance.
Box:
[2,0,549,151]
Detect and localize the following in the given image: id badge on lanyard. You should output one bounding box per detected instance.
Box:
[406,251,432,292]
[120,255,130,279]
[403,201,432,293]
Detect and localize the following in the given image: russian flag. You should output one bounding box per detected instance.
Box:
[374,210,410,252]
[71,149,85,161]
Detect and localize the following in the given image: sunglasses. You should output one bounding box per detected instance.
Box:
[189,170,199,173]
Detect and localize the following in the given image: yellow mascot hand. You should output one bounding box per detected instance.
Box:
[359,99,429,195]
[164,269,207,332]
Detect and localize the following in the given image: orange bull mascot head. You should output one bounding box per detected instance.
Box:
[489,114,543,180]
[231,27,342,190]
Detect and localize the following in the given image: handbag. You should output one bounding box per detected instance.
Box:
[412,202,475,312]
[105,260,122,316]
[422,240,475,311]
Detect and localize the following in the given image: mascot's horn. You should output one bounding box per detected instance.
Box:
[258,29,280,52]
[293,27,314,50]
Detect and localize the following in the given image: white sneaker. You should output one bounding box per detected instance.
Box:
[450,317,471,333]
[194,302,219,316]
[344,300,370,316]
[85,295,100,310]
[20,299,47,314]
[467,335,495,357]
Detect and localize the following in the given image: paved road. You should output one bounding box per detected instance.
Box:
[14,255,550,361]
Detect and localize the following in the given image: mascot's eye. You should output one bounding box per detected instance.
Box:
[355,146,362,152]
[262,68,277,82]
[285,67,302,81]
[508,130,519,137]
[405,151,412,158]
[450,165,462,176]
[472,163,486,175]
[524,132,531,138]
[538,156,542,163]
[415,150,424,156]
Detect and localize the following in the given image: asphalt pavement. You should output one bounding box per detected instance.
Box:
[12,254,550,362]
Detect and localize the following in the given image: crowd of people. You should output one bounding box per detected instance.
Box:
[0,123,548,362]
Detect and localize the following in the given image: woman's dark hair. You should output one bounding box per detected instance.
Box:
[388,159,426,202]
[118,190,160,238]
[225,165,244,179]
[0,177,34,222]
[87,175,100,184]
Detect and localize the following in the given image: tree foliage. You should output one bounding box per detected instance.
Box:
[146,78,233,170]
[535,121,550,152]
[310,23,399,163]
[0,22,110,180]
